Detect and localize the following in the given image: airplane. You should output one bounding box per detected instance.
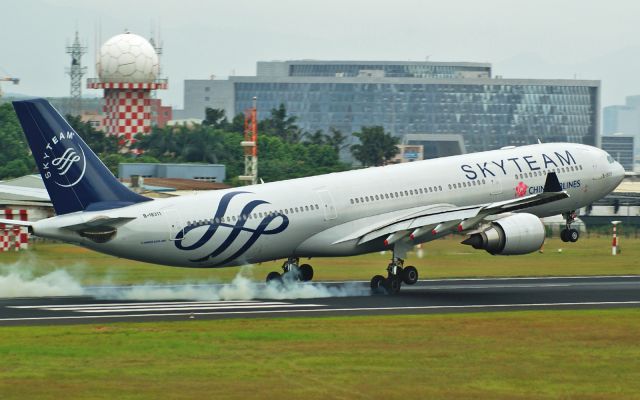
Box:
[0,98,625,294]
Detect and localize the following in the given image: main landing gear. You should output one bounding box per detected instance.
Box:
[370,255,419,295]
[266,257,314,284]
[560,211,579,243]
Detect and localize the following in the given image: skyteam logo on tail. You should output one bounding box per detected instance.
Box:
[41,131,86,188]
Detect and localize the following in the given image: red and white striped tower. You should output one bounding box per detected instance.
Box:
[611,221,621,256]
[0,209,29,252]
[87,31,167,147]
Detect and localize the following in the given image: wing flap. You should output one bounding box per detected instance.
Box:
[356,207,481,245]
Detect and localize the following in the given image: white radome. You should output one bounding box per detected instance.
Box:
[98,32,159,83]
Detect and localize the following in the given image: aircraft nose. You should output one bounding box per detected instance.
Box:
[612,161,626,187]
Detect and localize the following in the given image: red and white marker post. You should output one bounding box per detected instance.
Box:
[611,221,621,256]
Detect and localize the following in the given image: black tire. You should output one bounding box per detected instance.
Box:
[569,228,579,243]
[299,264,314,282]
[384,276,402,294]
[402,266,419,285]
[370,275,386,293]
[266,271,282,284]
[560,228,570,242]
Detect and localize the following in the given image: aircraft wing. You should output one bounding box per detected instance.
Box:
[338,172,568,246]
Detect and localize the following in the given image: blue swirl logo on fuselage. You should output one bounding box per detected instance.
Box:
[174,191,289,266]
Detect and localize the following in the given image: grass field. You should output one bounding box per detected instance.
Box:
[1,309,639,399]
[0,235,638,285]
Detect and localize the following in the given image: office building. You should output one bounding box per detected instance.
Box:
[601,134,635,172]
[183,60,600,155]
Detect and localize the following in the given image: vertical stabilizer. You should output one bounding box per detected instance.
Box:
[12,98,150,215]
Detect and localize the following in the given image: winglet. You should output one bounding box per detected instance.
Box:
[543,172,562,193]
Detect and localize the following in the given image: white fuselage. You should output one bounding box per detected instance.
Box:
[33,143,625,268]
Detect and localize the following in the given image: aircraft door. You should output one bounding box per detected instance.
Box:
[489,177,503,200]
[316,189,337,220]
[163,209,185,240]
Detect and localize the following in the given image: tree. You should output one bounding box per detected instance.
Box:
[179,127,226,164]
[260,103,304,143]
[229,113,246,133]
[326,127,349,153]
[65,114,118,155]
[202,108,229,129]
[134,123,245,183]
[305,129,326,146]
[0,103,35,179]
[350,126,400,167]
[102,153,128,176]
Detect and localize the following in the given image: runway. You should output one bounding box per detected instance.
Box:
[1,275,640,326]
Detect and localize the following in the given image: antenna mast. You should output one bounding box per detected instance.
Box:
[239,97,258,185]
[66,30,87,115]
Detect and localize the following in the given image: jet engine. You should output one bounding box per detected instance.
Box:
[461,213,545,255]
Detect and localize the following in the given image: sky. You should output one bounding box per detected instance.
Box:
[2,0,640,110]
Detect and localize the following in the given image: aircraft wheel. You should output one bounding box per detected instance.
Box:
[568,228,579,242]
[370,275,386,294]
[384,276,402,295]
[266,271,283,284]
[402,266,419,285]
[299,264,314,282]
[560,228,570,242]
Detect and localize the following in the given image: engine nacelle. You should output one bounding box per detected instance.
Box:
[461,213,545,255]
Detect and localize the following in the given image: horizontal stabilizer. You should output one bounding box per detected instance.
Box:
[0,218,32,227]
[61,216,136,232]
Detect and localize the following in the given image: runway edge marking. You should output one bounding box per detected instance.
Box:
[2,301,640,323]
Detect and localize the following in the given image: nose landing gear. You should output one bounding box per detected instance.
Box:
[560,211,579,243]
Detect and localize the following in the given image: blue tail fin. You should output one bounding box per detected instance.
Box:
[13,98,150,215]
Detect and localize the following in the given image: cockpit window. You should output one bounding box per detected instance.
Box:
[606,155,615,164]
